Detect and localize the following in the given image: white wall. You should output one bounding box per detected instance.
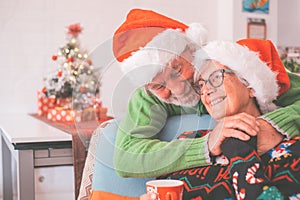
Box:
[217,0,234,41]
[278,0,300,46]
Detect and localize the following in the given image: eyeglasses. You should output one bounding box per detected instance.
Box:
[194,69,233,95]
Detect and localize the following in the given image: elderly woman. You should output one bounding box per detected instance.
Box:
[190,39,300,199]
[144,39,300,200]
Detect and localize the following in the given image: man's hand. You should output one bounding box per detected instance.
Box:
[256,118,284,155]
[208,113,260,156]
[140,193,151,200]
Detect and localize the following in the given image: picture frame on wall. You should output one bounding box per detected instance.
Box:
[242,0,269,14]
[247,18,266,40]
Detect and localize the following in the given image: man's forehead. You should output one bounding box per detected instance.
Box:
[168,53,192,66]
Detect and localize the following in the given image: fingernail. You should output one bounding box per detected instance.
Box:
[245,135,250,140]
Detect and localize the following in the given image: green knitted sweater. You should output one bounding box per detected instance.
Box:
[114,72,300,178]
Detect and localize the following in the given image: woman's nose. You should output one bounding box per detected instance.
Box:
[201,83,215,96]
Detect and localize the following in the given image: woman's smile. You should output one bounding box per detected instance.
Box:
[210,96,226,106]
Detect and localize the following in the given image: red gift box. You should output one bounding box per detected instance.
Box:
[37,90,72,117]
[37,91,55,116]
[47,107,75,122]
[74,107,98,122]
[56,98,72,109]
[47,107,104,122]
[97,107,108,119]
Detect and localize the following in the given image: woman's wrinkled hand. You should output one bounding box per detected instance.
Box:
[208,112,260,156]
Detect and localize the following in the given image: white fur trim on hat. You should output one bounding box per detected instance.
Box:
[194,40,279,114]
[120,23,207,88]
[186,23,208,47]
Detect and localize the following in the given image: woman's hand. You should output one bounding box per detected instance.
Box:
[208,112,260,156]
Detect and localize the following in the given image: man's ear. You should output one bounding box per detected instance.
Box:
[249,88,255,98]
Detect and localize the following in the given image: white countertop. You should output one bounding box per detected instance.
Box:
[0,114,72,144]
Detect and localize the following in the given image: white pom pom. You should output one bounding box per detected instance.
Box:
[186,23,208,47]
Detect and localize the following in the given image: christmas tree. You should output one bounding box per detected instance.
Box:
[38,23,108,122]
[42,23,101,110]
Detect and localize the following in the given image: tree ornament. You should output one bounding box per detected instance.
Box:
[87,59,92,65]
[79,86,86,93]
[52,55,58,60]
[42,86,47,94]
[57,70,63,77]
[67,23,83,37]
[71,38,77,44]
[68,56,73,63]
[64,48,70,54]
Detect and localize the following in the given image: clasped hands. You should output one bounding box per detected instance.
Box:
[140,113,284,200]
[208,112,284,156]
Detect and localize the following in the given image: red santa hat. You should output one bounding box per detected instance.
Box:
[113,8,208,88]
[194,38,290,114]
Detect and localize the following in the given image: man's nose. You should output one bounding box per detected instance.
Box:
[159,87,171,99]
[166,79,190,96]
